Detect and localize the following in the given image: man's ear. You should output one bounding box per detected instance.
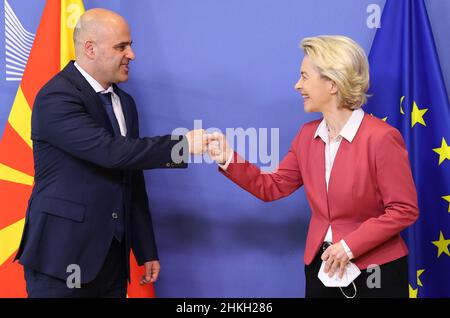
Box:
[84,40,95,59]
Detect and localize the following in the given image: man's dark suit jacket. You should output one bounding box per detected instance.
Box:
[15,61,187,284]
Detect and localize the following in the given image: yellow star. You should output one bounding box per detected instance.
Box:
[431,231,450,257]
[409,284,418,298]
[411,101,428,128]
[433,138,450,165]
[417,269,425,287]
[442,195,450,212]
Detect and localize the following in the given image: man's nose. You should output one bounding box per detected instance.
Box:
[294,79,302,90]
[126,47,136,61]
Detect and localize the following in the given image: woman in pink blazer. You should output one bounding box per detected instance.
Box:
[207,36,419,298]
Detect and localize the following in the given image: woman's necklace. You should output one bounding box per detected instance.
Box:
[327,126,338,140]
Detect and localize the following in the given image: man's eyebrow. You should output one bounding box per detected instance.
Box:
[114,41,133,47]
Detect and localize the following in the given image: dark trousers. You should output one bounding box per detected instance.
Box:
[305,244,409,298]
[24,239,127,298]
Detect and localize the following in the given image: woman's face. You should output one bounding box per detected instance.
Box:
[295,56,335,113]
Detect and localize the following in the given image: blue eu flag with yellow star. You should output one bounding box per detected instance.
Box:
[365,0,450,297]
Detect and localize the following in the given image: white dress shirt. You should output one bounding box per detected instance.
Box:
[314,108,365,259]
[74,62,127,137]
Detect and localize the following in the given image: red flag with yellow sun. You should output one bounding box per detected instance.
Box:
[0,0,155,298]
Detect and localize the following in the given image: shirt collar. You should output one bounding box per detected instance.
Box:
[314,119,329,143]
[314,108,365,143]
[74,61,114,95]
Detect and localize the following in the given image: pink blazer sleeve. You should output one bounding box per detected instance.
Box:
[220,132,303,202]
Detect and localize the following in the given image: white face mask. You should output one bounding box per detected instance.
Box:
[317,260,361,298]
[318,261,361,287]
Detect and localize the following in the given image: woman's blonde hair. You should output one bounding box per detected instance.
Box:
[300,35,369,110]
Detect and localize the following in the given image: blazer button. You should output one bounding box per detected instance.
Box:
[112,213,118,219]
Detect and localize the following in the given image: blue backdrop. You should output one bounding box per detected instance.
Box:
[1,0,449,297]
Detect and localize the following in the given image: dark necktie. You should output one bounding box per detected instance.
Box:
[98,92,121,136]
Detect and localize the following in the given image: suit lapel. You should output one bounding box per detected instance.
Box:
[327,132,362,215]
[309,136,329,210]
[83,85,116,136]
[328,139,350,195]
[61,62,117,136]
[328,113,366,197]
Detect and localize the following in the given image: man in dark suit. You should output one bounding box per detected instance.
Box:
[15,8,206,297]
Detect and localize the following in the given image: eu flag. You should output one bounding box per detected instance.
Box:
[365,0,450,297]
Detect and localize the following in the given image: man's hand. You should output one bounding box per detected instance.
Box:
[185,129,208,155]
[207,132,233,166]
[140,260,160,285]
[321,242,350,279]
